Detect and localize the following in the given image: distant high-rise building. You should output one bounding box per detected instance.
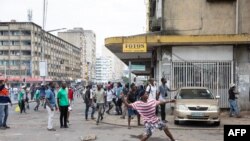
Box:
[95,56,112,84]
[58,28,96,83]
[101,46,126,83]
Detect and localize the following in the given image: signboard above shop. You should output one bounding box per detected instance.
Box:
[131,65,146,71]
[123,43,147,53]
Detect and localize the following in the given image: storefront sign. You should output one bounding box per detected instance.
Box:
[123,43,147,52]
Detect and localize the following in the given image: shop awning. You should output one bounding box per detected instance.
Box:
[105,34,250,75]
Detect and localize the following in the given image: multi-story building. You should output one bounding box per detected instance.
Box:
[102,46,126,83]
[58,28,86,82]
[84,30,96,83]
[95,56,112,84]
[0,22,81,82]
[105,0,250,109]
[58,29,96,83]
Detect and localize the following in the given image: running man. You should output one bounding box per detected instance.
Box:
[122,90,177,141]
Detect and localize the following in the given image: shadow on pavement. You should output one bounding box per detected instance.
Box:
[175,121,220,128]
[130,134,167,141]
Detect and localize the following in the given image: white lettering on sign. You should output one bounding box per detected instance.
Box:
[228,129,247,136]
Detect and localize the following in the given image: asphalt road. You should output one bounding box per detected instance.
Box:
[0,98,248,141]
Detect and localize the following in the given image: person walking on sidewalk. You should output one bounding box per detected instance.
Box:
[105,86,114,114]
[95,84,105,125]
[122,90,177,141]
[0,79,12,130]
[84,85,96,120]
[18,85,27,114]
[57,82,69,128]
[120,83,129,119]
[67,85,74,124]
[115,82,123,115]
[34,85,40,111]
[157,78,176,123]
[228,83,241,118]
[146,78,158,115]
[45,82,57,131]
[127,83,141,129]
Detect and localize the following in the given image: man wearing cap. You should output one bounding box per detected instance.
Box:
[228,83,241,118]
[122,90,177,141]
[0,79,12,129]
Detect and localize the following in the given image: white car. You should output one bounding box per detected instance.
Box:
[174,87,220,126]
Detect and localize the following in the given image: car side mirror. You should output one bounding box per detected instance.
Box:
[215,95,220,99]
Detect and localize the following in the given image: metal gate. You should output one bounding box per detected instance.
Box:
[171,61,233,108]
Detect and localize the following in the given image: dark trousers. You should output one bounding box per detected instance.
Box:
[160,103,166,120]
[85,103,95,119]
[3,105,8,126]
[106,101,113,114]
[19,100,26,113]
[116,98,122,115]
[34,99,40,111]
[59,106,68,127]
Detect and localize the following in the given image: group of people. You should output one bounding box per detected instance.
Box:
[0,79,75,131]
[83,78,178,141]
[1,76,243,141]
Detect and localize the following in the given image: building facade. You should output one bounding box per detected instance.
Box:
[147,0,250,109]
[0,22,81,81]
[59,29,96,83]
[95,56,112,83]
[84,30,96,83]
[102,46,126,83]
[105,0,250,109]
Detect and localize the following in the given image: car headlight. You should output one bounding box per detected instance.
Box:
[176,105,188,111]
[208,106,219,111]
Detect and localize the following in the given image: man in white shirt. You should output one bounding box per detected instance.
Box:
[146,78,158,115]
[105,86,114,114]
[146,78,157,100]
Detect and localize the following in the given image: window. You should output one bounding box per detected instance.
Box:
[2,41,10,46]
[22,40,31,46]
[13,41,20,46]
[21,30,31,36]
[22,51,31,55]
[11,31,21,36]
[2,31,9,36]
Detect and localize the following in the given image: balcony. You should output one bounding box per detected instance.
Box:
[9,55,31,60]
[9,46,31,50]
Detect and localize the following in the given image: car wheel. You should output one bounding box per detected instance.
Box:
[174,120,179,125]
[214,121,220,126]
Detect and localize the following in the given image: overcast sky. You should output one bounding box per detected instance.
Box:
[0,0,147,55]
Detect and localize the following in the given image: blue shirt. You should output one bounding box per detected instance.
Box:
[45,88,56,107]
[116,87,123,97]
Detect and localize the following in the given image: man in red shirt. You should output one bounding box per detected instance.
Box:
[67,86,74,124]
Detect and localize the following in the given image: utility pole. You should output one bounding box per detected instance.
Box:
[4,61,6,79]
[41,0,46,85]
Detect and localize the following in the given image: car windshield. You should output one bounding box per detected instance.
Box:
[178,89,214,99]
